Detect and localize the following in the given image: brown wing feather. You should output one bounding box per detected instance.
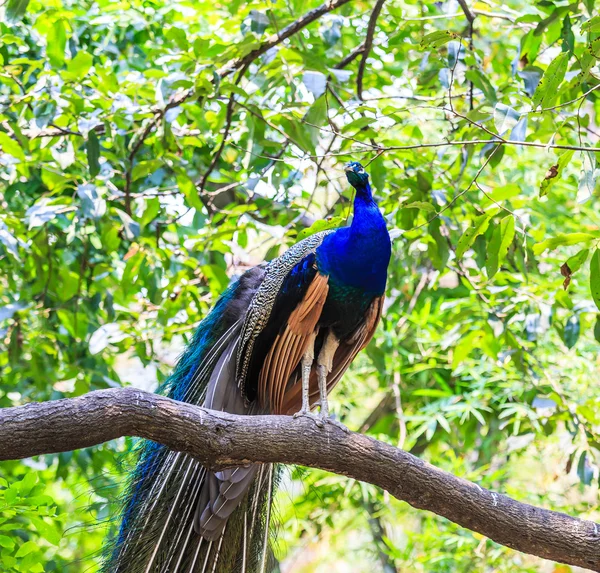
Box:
[258,272,329,413]
[281,295,385,415]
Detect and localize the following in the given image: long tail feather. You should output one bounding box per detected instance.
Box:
[103,267,280,573]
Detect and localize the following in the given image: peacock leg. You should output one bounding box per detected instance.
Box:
[317,331,349,432]
[293,331,324,427]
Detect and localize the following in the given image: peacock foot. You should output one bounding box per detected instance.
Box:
[319,413,350,434]
[293,409,325,428]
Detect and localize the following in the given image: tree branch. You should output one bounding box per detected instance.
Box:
[2,388,599,571]
[334,42,365,69]
[217,0,353,80]
[357,0,386,100]
[457,0,475,110]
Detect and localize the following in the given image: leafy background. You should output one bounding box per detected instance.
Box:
[1,0,600,571]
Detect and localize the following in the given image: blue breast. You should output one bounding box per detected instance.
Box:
[316,193,391,295]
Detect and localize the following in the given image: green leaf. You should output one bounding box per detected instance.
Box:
[493,103,519,135]
[577,451,593,485]
[561,15,575,55]
[531,52,569,109]
[563,315,580,349]
[566,248,590,274]
[177,174,204,212]
[64,51,93,81]
[465,70,497,104]
[86,130,100,178]
[581,15,600,32]
[0,535,15,549]
[165,27,189,50]
[0,132,26,161]
[47,19,68,68]
[32,517,61,546]
[539,150,573,197]
[486,216,515,278]
[297,216,344,241]
[15,540,37,558]
[590,249,600,311]
[594,315,600,343]
[428,219,449,271]
[456,211,497,259]
[533,232,597,255]
[403,201,436,213]
[5,0,30,22]
[132,160,162,181]
[561,248,590,288]
[341,117,375,133]
[420,31,459,48]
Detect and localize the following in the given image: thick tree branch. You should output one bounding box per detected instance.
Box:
[2,388,599,571]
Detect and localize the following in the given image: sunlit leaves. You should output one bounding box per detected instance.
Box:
[581,16,600,32]
[2,0,600,570]
[562,314,580,349]
[533,233,597,255]
[456,210,497,259]
[297,216,345,240]
[420,31,460,49]
[531,52,569,109]
[0,132,25,161]
[590,249,600,311]
[46,19,68,68]
[539,150,574,197]
[5,0,30,22]
[64,51,94,81]
[465,70,496,104]
[86,131,100,178]
[486,216,515,279]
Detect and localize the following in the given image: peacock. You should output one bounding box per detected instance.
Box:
[103,161,391,573]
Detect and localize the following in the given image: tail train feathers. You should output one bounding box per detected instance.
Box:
[103,266,279,572]
[104,235,337,572]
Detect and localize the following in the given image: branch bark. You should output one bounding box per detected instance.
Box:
[356,0,386,100]
[2,388,599,571]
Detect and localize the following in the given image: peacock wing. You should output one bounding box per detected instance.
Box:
[236,230,334,402]
[280,294,385,415]
[258,271,329,414]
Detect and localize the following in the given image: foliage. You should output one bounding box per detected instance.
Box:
[1,0,600,570]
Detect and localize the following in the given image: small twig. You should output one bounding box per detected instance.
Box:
[334,43,365,70]
[457,0,476,110]
[357,0,386,100]
[457,0,475,23]
[414,143,501,232]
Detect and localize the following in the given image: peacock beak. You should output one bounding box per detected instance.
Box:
[344,164,354,173]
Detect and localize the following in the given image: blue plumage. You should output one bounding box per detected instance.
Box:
[105,162,390,573]
[317,168,390,295]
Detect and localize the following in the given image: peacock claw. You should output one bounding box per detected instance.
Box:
[293,410,325,428]
[320,415,350,433]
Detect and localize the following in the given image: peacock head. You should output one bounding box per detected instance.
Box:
[344,161,371,195]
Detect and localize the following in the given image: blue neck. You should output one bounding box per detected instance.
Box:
[317,181,391,294]
[350,182,378,238]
